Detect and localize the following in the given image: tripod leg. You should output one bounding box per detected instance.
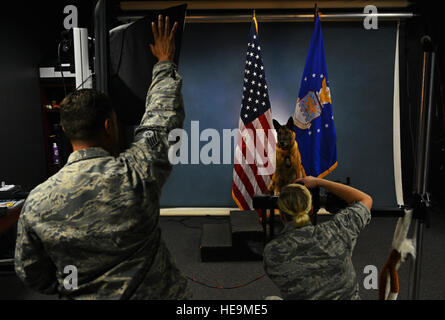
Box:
[408,218,425,300]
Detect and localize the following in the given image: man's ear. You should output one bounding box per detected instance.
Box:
[104,118,112,135]
[273,119,281,130]
[61,126,66,133]
[286,117,294,129]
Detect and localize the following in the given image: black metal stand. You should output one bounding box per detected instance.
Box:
[408,36,436,300]
[252,195,278,243]
[408,194,429,300]
[94,0,110,94]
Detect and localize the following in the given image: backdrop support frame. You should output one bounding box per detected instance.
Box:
[408,36,436,300]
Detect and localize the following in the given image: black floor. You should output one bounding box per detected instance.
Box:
[1,210,445,300]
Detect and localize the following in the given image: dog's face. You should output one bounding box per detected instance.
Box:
[274,117,296,150]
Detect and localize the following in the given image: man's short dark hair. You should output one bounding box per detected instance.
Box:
[61,89,114,140]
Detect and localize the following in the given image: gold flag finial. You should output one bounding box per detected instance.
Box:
[253,9,258,33]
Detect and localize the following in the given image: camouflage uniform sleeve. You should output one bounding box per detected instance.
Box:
[329,201,371,249]
[14,205,58,294]
[121,61,185,189]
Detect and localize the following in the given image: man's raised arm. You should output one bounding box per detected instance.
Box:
[121,15,184,190]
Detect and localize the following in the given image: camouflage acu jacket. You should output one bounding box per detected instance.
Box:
[263,201,371,300]
[15,62,192,300]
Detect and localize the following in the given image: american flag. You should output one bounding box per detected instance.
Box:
[232,17,276,210]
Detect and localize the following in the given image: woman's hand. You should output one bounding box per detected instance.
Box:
[295,176,320,189]
[297,177,373,210]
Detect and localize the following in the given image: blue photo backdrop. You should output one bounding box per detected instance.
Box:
[160,21,397,208]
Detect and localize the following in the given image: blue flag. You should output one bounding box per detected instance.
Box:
[293,15,337,178]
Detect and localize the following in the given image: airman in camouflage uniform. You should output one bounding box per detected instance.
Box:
[15,16,191,300]
[263,177,372,300]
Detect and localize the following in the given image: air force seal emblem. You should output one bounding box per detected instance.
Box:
[293,78,331,130]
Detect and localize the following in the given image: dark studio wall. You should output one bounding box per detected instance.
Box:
[0,2,94,191]
[160,20,399,208]
[0,6,49,191]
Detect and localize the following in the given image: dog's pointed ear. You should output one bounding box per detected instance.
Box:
[273,119,281,130]
[286,117,294,129]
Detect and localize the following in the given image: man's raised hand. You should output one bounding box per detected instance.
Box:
[149,15,178,62]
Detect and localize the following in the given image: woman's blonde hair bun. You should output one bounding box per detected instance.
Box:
[277,184,312,227]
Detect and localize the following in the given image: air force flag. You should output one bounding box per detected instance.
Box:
[293,14,337,178]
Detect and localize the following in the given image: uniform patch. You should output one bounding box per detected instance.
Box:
[143,130,159,148]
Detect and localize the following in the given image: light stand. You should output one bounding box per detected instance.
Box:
[408,35,436,300]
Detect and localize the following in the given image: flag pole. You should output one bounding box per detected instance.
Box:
[253,9,258,33]
[314,3,318,23]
